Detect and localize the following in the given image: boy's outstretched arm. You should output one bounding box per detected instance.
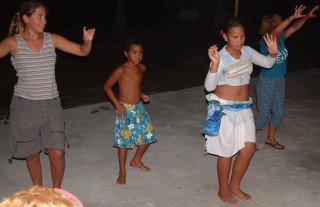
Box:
[104,67,126,115]
[285,5,319,38]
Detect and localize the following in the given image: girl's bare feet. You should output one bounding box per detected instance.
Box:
[229,188,251,201]
[130,160,150,172]
[116,170,126,185]
[218,190,238,205]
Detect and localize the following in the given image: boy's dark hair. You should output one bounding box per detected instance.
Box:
[124,36,143,52]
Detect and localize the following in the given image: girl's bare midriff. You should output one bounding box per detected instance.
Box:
[214,84,250,101]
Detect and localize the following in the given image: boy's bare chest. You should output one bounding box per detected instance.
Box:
[124,69,143,82]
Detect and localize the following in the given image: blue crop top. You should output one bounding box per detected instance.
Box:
[205,45,276,92]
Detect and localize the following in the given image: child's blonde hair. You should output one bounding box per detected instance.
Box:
[0,186,76,207]
[259,14,282,35]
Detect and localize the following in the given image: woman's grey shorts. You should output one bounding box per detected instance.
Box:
[10,96,66,159]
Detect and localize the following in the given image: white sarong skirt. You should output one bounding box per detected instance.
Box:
[205,93,256,157]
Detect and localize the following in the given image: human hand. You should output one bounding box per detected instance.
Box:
[208,45,220,65]
[292,4,306,20]
[141,94,150,102]
[263,33,278,58]
[83,27,96,42]
[307,5,319,18]
[117,104,126,116]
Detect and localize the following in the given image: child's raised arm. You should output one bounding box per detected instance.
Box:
[272,4,306,37]
[285,5,319,38]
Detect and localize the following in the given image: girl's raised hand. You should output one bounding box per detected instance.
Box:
[263,33,278,58]
[208,45,220,65]
[292,4,306,19]
[307,5,319,18]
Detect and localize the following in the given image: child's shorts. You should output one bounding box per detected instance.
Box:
[10,96,66,159]
[113,102,157,149]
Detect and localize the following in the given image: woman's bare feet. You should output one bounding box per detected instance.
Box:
[116,170,126,185]
[229,187,251,201]
[130,160,150,172]
[218,190,238,205]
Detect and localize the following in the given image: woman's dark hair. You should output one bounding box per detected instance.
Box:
[124,36,143,52]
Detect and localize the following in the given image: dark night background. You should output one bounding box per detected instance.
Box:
[1,0,320,111]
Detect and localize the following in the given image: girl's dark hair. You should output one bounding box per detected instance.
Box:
[8,0,48,36]
[124,36,143,52]
[220,17,244,35]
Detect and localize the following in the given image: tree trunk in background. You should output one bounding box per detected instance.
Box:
[234,0,239,17]
[213,0,224,37]
[112,0,126,40]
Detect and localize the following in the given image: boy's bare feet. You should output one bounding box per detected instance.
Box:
[218,190,238,205]
[130,160,150,172]
[229,188,251,201]
[116,170,126,185]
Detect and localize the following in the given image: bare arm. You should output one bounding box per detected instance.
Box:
[104,67,126,115]
[271,4,306,37]
[51,27,96,56]
[0,36,16,58]
[139,64,149,102]
[285,5,319,38]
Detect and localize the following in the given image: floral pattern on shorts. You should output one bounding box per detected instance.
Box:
[113,102,157,149]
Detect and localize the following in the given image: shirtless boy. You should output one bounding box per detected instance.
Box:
[104,36,157,185]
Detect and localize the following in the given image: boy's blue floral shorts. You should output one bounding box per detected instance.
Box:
[113,102,157,149]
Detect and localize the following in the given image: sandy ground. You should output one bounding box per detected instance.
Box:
[0,70,319,207]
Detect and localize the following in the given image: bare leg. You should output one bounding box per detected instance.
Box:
[217,156,238,205]
[229,142,256,201]
[48,149,65,188]
[117,148,127,185]
[267,124,277,143]
[266,125,284,148]
[26,152,43,186]
[130,144,150,172]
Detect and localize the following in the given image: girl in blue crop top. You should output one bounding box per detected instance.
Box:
[255,5,319,150]
[203,17,278,205]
